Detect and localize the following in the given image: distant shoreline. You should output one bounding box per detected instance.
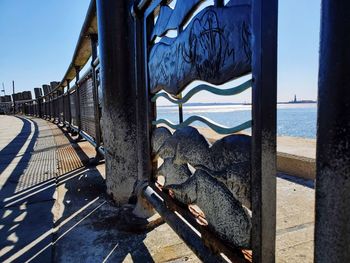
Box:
[158,101,317,107]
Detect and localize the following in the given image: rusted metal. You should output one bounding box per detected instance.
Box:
[143,185,228,263]
[148,183,251,262]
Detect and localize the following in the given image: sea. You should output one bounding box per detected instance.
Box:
[157,103,317,139]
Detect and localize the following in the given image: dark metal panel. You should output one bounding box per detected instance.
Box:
[315,1,350,262]
[148,4,251,95]
[63,94,68,123]
[136,0,255,259]
[75,67,82,133]
[79,73,97,138]
[139,0,256,259]
[251,0,278,262]
[90,34,103,156]
[70,90,78,127]
[150,0,203,40]
[67,82,72,125]
[59,95,64,123]
[49,97,54,120]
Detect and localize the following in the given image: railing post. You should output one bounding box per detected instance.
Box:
[38,97,42,118]
[12,80,15,115]
[315,1,350,262]
[44,97,47,119]
[66,81,72,131]
[48,95,51,120]
[131,3,157,218]
[90,33,103,162]
[54,92,57,123]
[251,0,278,262]
[96,0,139,205]
[50,95,53,120]
[75,66,83,141]
[53,93,56,122]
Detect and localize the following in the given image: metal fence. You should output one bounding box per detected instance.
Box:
[20,61,103,158]
[14,0,277,261]
[130,0,277,262]
[15,0,350,262]
[16,0,276,261]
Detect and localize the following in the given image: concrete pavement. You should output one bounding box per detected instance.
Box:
[0,115,315,262]
[0,116,198,262]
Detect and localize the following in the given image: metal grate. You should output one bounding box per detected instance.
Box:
[70,90,78,127]
[79,74,97,138]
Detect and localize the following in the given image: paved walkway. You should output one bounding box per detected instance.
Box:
[0,116,198,263]
[0,115,314,262]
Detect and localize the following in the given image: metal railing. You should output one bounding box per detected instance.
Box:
[21,62,103,158]
[13,0,350,262]
[131,0,277,262]
[17,0,279,262]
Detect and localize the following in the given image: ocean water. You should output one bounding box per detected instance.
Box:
[157,103,317,139]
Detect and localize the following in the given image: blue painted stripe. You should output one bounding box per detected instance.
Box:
[151,79,252,104]
[153,116,252,135]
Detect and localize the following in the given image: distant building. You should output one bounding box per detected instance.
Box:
[288,94,316,104]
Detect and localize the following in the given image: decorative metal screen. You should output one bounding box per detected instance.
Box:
[49,98,54,120]
[138,0,277,260]
[63,94,70,124]
[45,100,49,118]
[147,0,252,252]
[70,90,78,127]
[58,95,64,123]
[79,72,97,139]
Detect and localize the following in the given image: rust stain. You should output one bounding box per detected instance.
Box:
[48,123,88,176]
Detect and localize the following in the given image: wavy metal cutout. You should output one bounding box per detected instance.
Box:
[152,79,252,104]
[153,116,251,135]
[151,0,202,40]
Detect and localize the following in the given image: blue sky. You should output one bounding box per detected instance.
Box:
[0,0,90,95]
[0,0,320,102]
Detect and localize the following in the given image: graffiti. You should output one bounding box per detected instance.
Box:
[148,4,251,95]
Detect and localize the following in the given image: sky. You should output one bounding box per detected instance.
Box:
[0,0,321,102]
[0,0,90,95]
